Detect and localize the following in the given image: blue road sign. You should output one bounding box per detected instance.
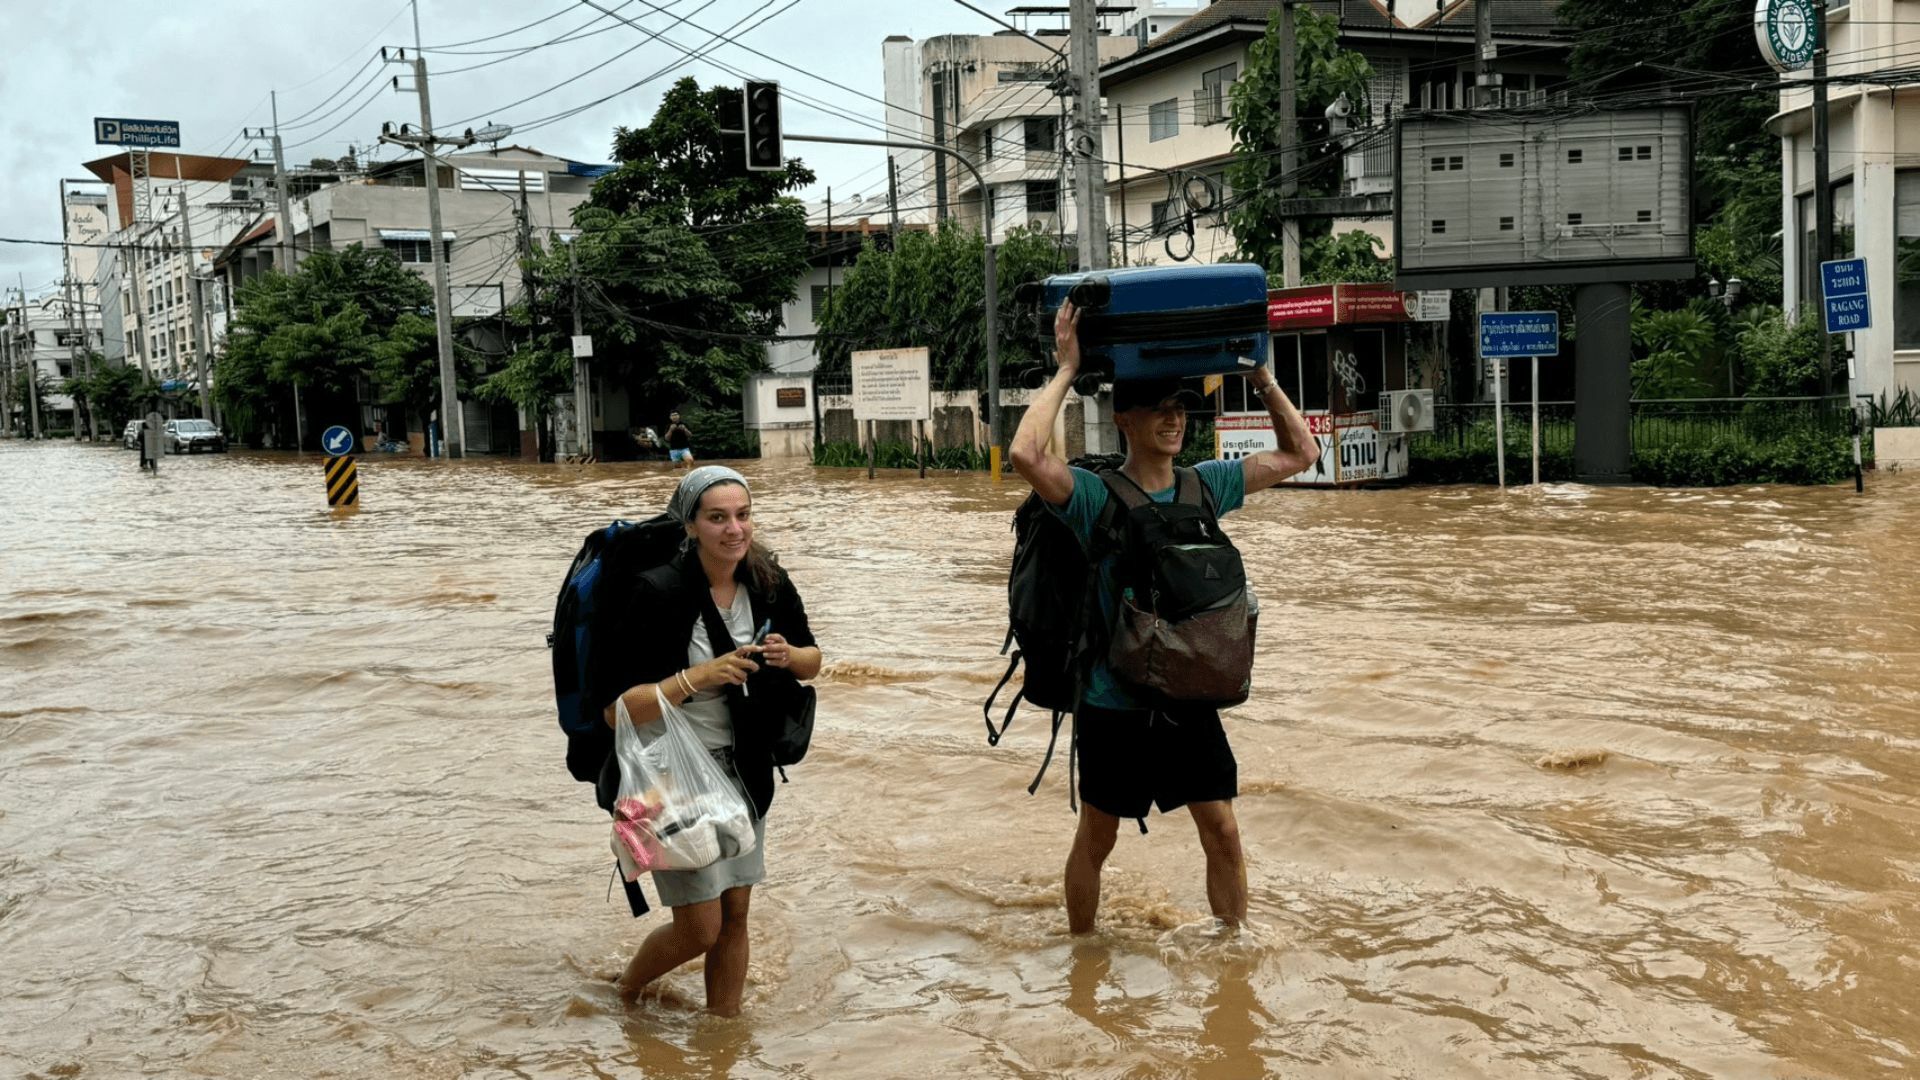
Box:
[321,425,357,457]
[1821,257,1871,334]
[1478,311,1560,359]
[93,117,182,148]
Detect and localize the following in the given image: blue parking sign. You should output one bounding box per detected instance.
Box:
[1821,258,1871,334]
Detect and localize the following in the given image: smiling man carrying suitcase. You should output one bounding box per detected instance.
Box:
[1009,300,1318,934]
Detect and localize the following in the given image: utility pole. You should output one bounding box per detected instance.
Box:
[1813,0,1835,399]
[568,237,591,461]
[378,6,475,459]
[1475,0,1504,402]
[246,96,300,446]
[174,159,214,421]
[1278,0,1301,287]
[1068,0,1110,272]
[932,63,950,223]
[17,279,41,439]
[1115,101,1128,266]
[887,157,901,242]
[1474,0,1500,108]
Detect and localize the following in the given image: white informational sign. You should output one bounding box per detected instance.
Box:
[1415,290,1451,322]
[1215,410,1409,486]
[850,347,931,422]
[571,334,593,358]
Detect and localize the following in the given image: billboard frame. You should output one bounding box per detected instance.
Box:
[1391,106,1698,291]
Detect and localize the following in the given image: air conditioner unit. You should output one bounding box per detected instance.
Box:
[1378,388,1435,433]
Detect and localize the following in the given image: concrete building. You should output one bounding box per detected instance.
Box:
[4,289,104,435]
[1772,0,1920,403]
[81,151,274,391]
[1097,0,1571,267]
[880,23,1136,247]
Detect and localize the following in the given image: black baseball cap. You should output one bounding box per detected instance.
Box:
[1112,377,1204,413]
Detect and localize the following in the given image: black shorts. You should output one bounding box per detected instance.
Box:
[1075,704,1238,820]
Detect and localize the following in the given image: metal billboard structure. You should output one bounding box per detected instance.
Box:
[1392,106,1697,481]
[1394,107,1694,290]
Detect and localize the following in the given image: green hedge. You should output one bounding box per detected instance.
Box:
[1630,430,1860,486]
[1412,442,1577,485]
[678,405,758,460]
[812,439,991,471]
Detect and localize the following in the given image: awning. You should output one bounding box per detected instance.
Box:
[376,228,458,242]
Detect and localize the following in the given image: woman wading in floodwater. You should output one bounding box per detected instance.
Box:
[591,466,822,1015]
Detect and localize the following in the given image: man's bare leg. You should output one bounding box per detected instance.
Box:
[1066,805,1121,934]
[1188,800,1247,927]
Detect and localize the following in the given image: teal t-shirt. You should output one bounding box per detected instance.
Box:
[1046,459,1246,710]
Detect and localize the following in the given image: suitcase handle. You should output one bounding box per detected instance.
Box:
[1139,338,1259,360]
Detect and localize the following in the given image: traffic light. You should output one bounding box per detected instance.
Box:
[743,80,783,172]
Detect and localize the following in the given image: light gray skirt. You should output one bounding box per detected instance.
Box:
[650,751,766,908]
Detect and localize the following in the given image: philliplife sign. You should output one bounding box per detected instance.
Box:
[93,117,182,148]
[1755,0,1818,72]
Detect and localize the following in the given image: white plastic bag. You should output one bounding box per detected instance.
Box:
[609,687,758,878]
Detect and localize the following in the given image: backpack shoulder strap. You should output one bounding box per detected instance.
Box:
[1175,465,1222,520]
[1099,468,1153,511]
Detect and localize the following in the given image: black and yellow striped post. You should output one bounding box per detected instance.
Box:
[325,454,360,509]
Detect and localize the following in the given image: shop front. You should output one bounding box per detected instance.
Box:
[1214,282,1442,486]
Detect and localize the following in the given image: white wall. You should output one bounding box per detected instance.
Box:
[768,265,832,375]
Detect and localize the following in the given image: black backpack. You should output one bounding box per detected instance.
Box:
[984,454,1126,802]
[550,515,686,783]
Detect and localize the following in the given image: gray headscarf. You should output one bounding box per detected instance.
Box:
[668,465,750,523]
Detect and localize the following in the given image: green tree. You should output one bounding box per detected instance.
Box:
[1226,6,1373,271]
[1558,0,1782,303]
[813,226,1070,390]
[563,77,816,418]
[216,243,451,441]
[64,358,154,431]
[1302,230,1392,285]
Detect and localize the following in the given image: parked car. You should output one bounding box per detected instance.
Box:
[164,419,227,454]
[121,420,143,449]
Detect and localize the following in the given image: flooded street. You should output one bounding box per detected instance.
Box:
[3,440,1918,1079]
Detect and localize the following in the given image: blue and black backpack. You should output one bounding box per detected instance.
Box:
[550,515,686,782]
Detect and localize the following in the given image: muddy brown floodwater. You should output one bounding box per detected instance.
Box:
[3,441,1918,1079]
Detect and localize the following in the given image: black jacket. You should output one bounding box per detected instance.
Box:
[584,546,816,819]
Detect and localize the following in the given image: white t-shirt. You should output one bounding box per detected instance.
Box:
[680,586,755,750]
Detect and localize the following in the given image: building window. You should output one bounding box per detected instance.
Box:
[1897,173,1920,348]
[1448,155,1464,171]
[1430,156,1447,173]
[1798,179,1857,309]
[1500,152,1515,168]
[382,238,450,264]
[1199,62,1238,122]
[810,284,831,321]
[1026,180,1059,214]
[1567,213,1583,226]
[1151,198,1175,235]
[1499,216,1515,231]
[1024,116,1058,153]
[1431,220,1446,235]
[1638,145,1652,161]
[1637,209,1653,223]
[1568,149,1583,164]
[1148,98,1179,142]
[982,126,995,160]
[1619,146,1635,162]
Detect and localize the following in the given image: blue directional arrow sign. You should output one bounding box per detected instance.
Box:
[1478,311,1560,359]
[1820,257,1871,334]
[321,425,357,457]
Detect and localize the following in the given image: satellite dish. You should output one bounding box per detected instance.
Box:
[470,122,514,145]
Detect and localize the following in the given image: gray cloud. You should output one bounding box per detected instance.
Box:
[4,0,1000,290]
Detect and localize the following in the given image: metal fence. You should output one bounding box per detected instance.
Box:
[1413,397,1854,457]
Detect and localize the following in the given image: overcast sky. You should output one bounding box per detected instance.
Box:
[2,0,1012,295]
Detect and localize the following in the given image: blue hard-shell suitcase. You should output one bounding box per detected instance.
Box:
[1020,263,1270,387]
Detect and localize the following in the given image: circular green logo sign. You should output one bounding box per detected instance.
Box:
[1755,0,1818,71]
